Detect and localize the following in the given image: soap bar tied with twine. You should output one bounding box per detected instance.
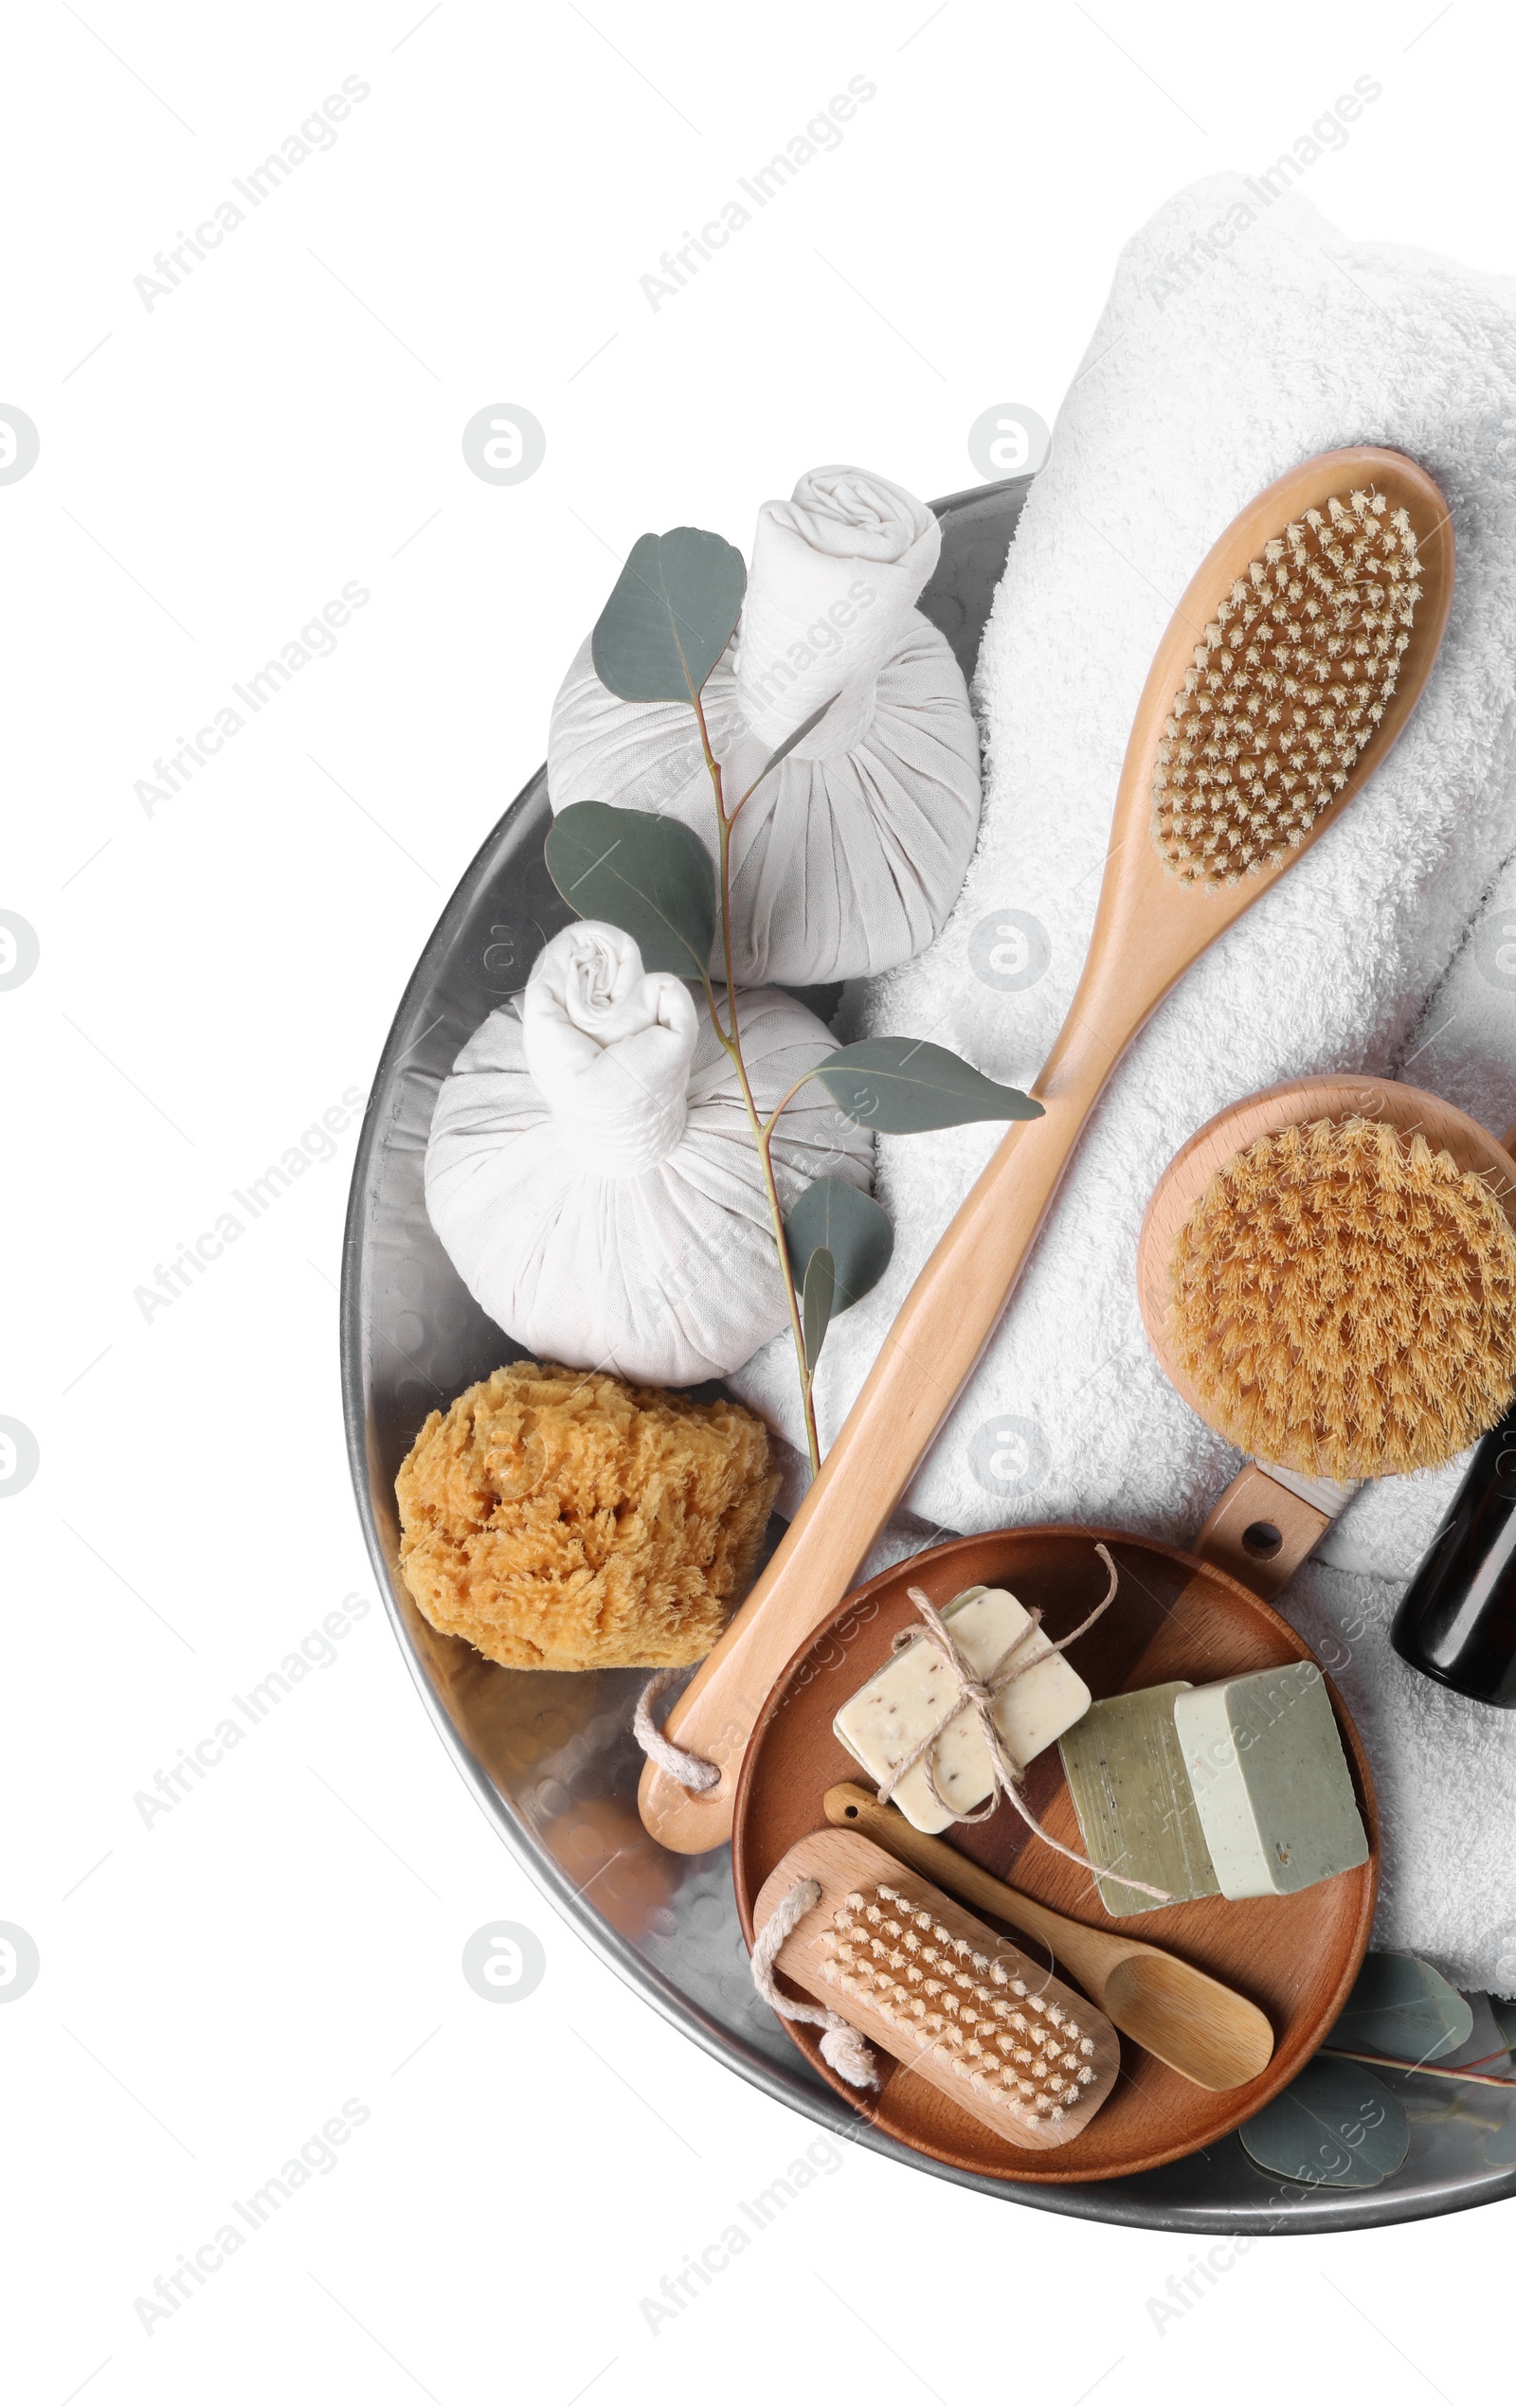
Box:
[877,1546,1169,1899]
[748,1544,1167,2087]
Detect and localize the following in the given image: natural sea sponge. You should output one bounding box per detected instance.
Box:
[394,1360,779,1671]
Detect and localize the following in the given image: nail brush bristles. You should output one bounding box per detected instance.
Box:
[1152,489,1421,886]
[1169,1118,1516,1482]
[820,1881,1096,2129]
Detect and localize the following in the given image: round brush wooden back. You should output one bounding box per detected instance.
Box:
[1137,1073,1516,1467]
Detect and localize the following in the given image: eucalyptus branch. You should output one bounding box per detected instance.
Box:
[1318,2045,1516,2090]
[697,965,737,1061]
[691,685,820,1472]
[761,1070,822,1141]
[555,525,1038,1492]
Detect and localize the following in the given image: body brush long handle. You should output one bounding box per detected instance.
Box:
[640,445,1453,1854]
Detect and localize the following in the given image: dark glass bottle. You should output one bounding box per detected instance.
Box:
[1392,1403,1516,1707]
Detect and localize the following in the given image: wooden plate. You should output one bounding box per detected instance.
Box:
[731,1525,1379,2185]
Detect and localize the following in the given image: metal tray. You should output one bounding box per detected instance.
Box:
[341,474,1516,2230]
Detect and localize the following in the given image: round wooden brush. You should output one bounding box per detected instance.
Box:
[641,447,1454,1855]
[1170,1117,1516,1481]
[1138,1076,1516,1591]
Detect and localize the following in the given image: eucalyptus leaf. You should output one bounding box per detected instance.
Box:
[801,1246,836,1375]
[1237,2058,1409,2190]
[591,527,746,704]
[737,692,841,802]
[1326,1952,1473,2068]
[1445,1989,1511,2074]
[813,1038,1045,1136]
[1489,1995,1516,2058]
[785,1177,893,1314]
[1486,2116,1516,2168]
[544,800,715,979]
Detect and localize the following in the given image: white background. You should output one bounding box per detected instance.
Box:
[2,2,1510,2401]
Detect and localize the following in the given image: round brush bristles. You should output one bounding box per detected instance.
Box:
[1152,490,1421,886]
[1168,1118,1516,1481]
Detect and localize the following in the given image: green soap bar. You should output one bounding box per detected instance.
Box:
[1057,1680,1220,1918]
[1172,1662,1370,1900]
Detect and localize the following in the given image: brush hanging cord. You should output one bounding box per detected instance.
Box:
[749,1878,878,2088]
[633,1670,721,1793]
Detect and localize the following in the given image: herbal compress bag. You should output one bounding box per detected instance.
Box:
[424,924,874,1384]
[548,467,983,985]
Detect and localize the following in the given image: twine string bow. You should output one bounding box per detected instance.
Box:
[877,1543,1170,1902]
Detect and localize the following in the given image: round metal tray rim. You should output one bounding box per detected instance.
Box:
[339,473,1516,2234]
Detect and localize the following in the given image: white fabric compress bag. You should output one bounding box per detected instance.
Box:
[548,467,983,987]
[424,924,875,1385]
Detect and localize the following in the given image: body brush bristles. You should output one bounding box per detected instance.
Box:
[1153,490,1422,886]
[1168,1117,1516,1481]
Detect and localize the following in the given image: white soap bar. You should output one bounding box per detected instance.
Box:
[833,1585,1092,1834]
[1172,1662,1370,1901]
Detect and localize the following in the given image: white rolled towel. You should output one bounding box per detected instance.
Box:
[424,923,875,1386]
[548,466,982,987]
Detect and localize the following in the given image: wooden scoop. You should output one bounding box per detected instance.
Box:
[824,1783,1274,2093]
[640,445,1454,1853]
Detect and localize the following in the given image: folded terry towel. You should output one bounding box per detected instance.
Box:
[548,467,982,987]
[731,176,1516,1987]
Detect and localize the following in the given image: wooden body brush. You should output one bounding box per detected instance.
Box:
[751,1826,1122,2148]
[1137,1074,1516,1594]
[641,445,1454,1853]
[823,1783,1274,2092]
